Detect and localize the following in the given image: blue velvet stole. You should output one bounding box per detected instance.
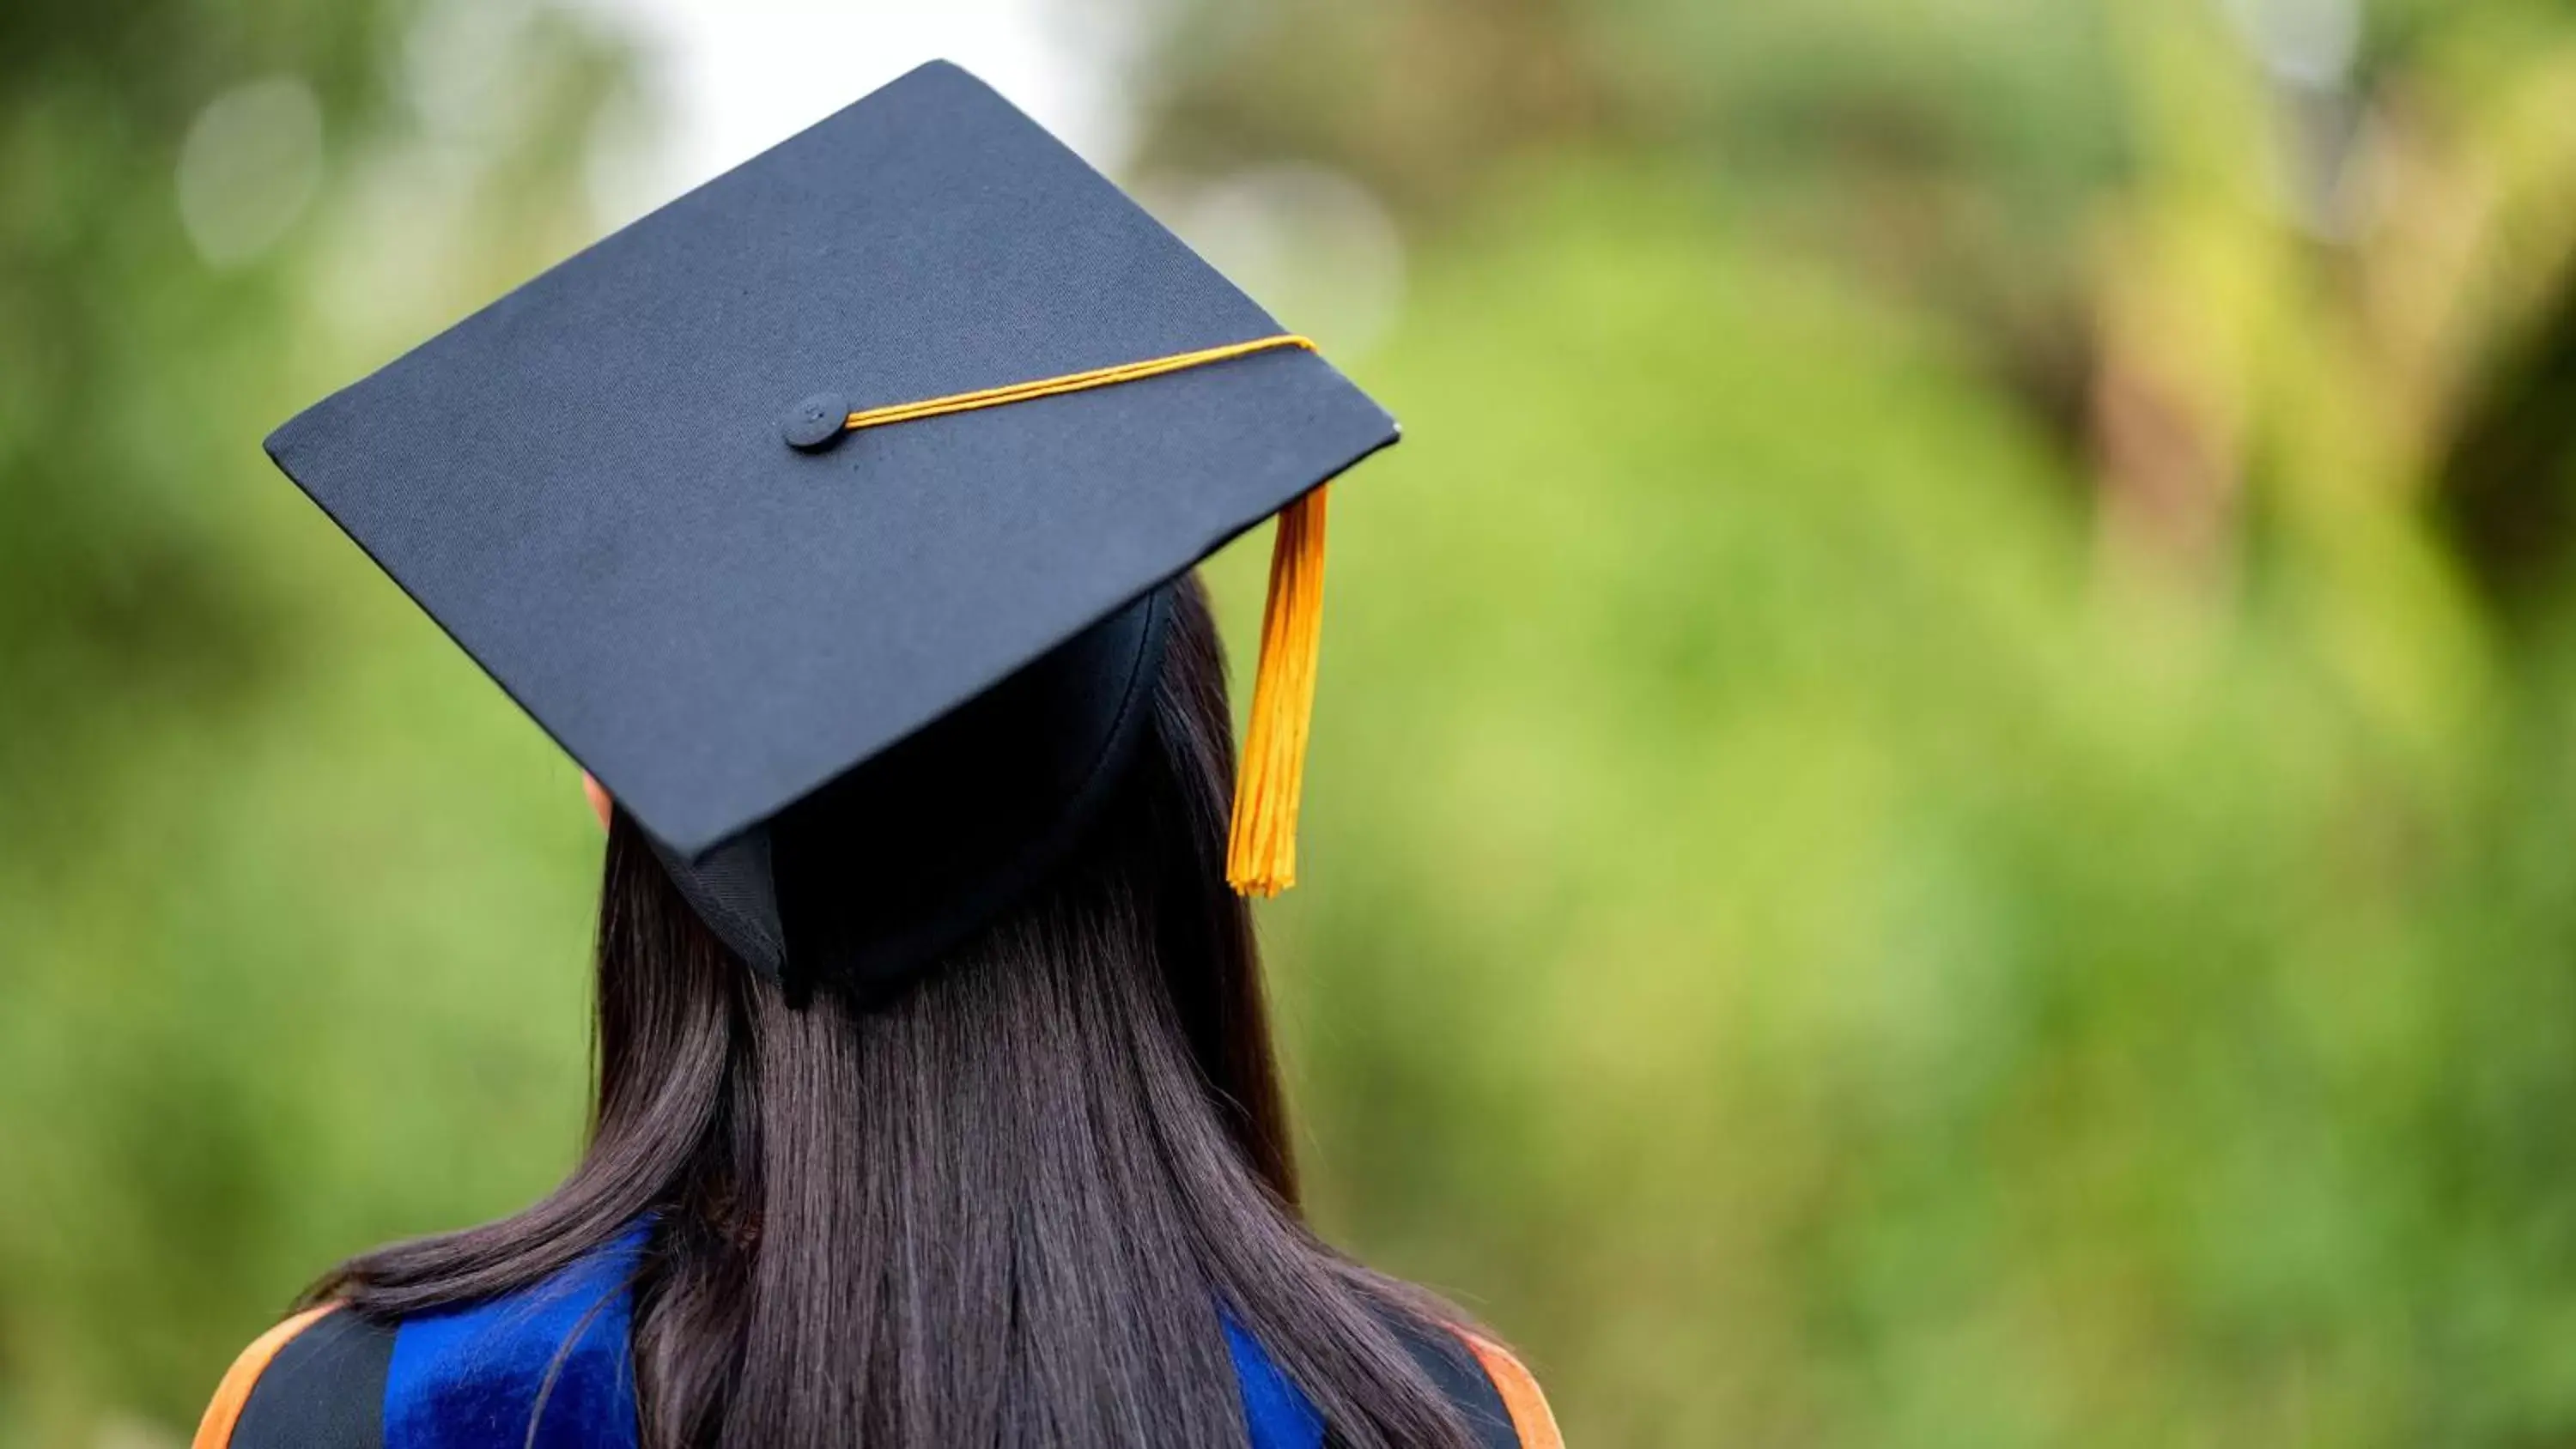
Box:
[383,1227,646,1449]
[380,1228,1324,1449]
[1224,1313,1326,1449]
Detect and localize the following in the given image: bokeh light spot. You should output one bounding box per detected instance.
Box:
[175,75,325,269]
[1159,163,1407,362]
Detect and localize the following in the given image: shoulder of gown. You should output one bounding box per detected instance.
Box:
[1366,1304,1566,1449]
[189,1276,1564,1449]
[1453,1330,1564,1449]
[192,1304,396,1449]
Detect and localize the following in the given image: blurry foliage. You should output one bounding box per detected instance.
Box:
[0,0,630,1440]
[12,0,2576,1446]
[0,0,392,852]
[1153,0,2576,1444]
[1229,169,2469,1446]
[1139,0,2576,603]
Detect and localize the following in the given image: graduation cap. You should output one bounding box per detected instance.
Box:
[264,61,1396,997]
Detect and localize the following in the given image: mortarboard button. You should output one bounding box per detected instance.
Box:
[781,392,849,451]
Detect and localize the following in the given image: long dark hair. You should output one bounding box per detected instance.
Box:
[313,577,1483,1449]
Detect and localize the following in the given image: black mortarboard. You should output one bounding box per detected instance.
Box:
[265,61,1395,997]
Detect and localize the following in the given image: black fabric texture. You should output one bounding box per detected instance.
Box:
[1370,1310,1522,1449]
[226,1308,395,1449]
[262,58,1398,863]
[656,585,1171,995]
[768,583,1169,1000]
[645,828,781,977]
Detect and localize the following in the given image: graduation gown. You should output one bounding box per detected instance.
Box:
[190,1228,1562,1449]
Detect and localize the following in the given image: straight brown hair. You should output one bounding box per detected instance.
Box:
[312,578,1484,1449]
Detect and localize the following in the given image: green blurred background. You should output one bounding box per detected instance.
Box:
[13,0,2576,1443]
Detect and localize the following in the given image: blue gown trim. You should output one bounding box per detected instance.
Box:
[377,1226,1327,1448]
[1224,1312,1327,1449]
[383,1226,647,1449]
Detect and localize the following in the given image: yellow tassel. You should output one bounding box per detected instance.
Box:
[1228,485,1331,897]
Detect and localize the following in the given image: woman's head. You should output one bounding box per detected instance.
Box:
[321,575,1479,1449]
